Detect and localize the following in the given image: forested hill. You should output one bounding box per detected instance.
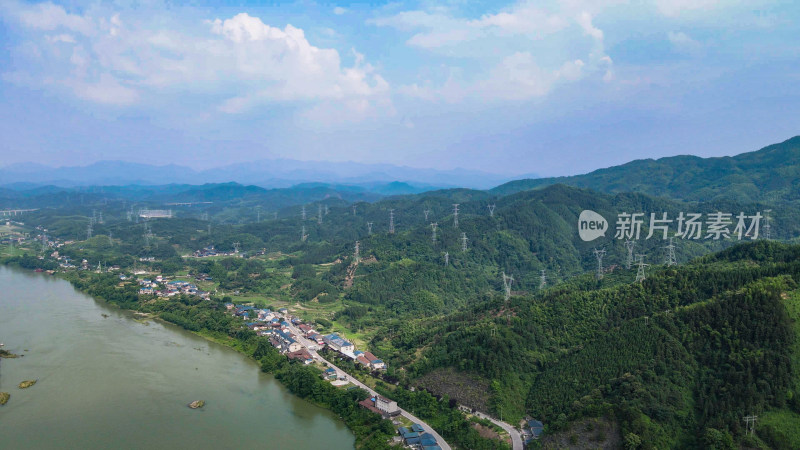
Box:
[373,241,800,449]
[491,136,800,204]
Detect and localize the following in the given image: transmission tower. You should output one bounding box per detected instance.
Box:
[593,248,606,280]
[488,204,496,217]
[98,212,104,224]
[635,254,649,283]
[40,232,48,255]
[354,241,360,263]
[430,222,438,244]
[352,205,357,216]
[423,209,430,221]
[318,204,323,224]
[126,211,132,221]
[91,210,97,225]
[502,272,514,302]
[452,204,460,228]
[763,209,772,240]
[256,206,261,222]
[144,223,153,248]
[324,204,329,215]
[444,252,449,266]
[743,415,757,436]
[301,205,306,220]
[539,269,547,290]
[461,232,468,252]
[663,237,677,266]
[624,239,635,269]
[233,242,240,254]
[301,225,308,242]
[87,221,93,240]
[367,222,373,235]
[389,209,395,234]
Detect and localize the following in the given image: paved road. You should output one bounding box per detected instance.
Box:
[281,320,451,449]
[312,351,452,450]
[472,410,523,450]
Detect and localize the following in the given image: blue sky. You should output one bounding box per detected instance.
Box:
[1,0,798,176]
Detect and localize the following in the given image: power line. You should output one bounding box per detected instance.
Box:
[624,239,635,269]
[635,254,649,283]
[743,415,757,436]
[763,209,772,240]
[663,237,677,266]
[502,272,514,302]
[593,248,606,280]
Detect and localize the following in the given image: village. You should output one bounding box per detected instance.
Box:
[222,301,450,450]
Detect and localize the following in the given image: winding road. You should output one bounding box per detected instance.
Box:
[471,410,524,450]
[283,321,451,450]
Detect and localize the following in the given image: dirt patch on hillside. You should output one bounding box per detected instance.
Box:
[416,367,491,412]
[540,417,620,450]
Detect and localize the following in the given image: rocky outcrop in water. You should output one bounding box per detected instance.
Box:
[188,400,205,409]
[18,380,37,389]
[0,392,9,405]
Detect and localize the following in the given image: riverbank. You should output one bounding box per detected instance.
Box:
[0,265,357,449]
[2,265,390,449]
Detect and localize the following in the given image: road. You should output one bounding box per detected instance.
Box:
[282,320,452,450]
[472,410,523,450]
[313,351,452,450]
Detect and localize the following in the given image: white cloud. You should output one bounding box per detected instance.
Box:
[333,7,347,16]
[68,73,139,105]
[2,4,390,123]
[576,11,603,41]
[45,33,75,43]
[372,1,613,102]
[655,0,720,17]
[667,30,703,54]
[5,0,94,35]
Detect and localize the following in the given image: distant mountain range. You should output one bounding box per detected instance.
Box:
[0,159,526,190]
[492,136,800,204]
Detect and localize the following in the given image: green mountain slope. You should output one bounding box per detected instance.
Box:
[492,136,800,205]
[370,241,800,448]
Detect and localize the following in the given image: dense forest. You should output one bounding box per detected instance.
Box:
[492,135,800,205]
[3,138,800,448]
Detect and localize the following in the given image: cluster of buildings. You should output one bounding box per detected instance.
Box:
[394,424,441,449]
[191,245,242,258]
[192,246,219,258]
[138,277,210,299]
[222,303,388,373]
[319,332,386,370]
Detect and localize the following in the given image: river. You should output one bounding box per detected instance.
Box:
[0,266,355,449]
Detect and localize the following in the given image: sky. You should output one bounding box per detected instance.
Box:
[0,0,798,177]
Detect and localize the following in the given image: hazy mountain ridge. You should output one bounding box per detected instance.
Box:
[492,135,800,203]
[0,158,522,190]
